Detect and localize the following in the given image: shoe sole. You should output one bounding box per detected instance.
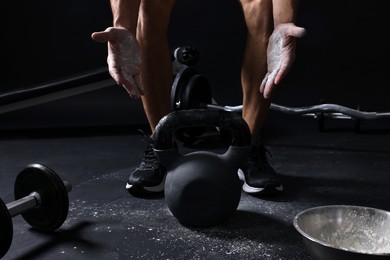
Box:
[237,169,283,195]
[125,174,166,193]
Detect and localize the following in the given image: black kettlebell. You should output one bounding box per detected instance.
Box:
[153,109,251,227]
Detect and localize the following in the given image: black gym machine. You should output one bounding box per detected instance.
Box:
[0,163,71,258]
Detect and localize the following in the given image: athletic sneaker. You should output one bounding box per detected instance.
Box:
[238,144,283,195]
[126,131,167,194]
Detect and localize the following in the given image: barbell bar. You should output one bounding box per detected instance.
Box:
[171,67,390,133]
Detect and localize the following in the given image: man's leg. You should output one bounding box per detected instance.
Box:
[126,0,176,194]
[237,0,283,195]
[239,0,273,134]
[137,0,176,132]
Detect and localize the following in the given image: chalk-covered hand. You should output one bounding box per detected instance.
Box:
[92,27,144,98]
[260,23,306,99]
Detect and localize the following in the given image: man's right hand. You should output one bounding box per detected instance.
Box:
[260,23,306,100]
[91,27,144,99]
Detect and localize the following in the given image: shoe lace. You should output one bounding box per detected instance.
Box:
[137,129,160,170]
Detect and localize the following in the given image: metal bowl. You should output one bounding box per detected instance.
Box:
[293,205,390,260]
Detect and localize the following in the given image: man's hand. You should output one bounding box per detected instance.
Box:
[260,23,306,99]
[91,27,144,99]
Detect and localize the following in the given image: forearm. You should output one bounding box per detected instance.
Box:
[272,0,300,25]
[110,0,141,34]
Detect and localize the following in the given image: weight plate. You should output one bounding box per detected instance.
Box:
[182,74,212,109]
[175,74,213,142]
[0,198,13,258]
[171,67,197,111]
[14,163,69,231]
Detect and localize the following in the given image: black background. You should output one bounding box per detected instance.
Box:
[2,0,390,128]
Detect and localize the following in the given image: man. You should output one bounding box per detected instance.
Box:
[91,0,306,196]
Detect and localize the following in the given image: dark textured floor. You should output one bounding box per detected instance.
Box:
[1,109,390,260]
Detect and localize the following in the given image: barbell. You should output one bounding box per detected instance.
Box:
[0,163,72,258]
[171,67,390,134]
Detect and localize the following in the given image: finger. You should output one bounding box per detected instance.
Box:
[122,76,142,99]
[274,65,290,85]
[291,26,307,38]
[108,69,123,87]
[108,59,127,86]
[91,31,111,42]
[134,75,144,95]
[259,73,269,94]
[122,83,138,99]
[123,85,134,99]
[286,25,307,38]
[122,84,138,99]
[263,80,274,100]
[263,70,278,99]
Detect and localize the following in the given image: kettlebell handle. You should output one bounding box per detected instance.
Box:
[153,109,251,150]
